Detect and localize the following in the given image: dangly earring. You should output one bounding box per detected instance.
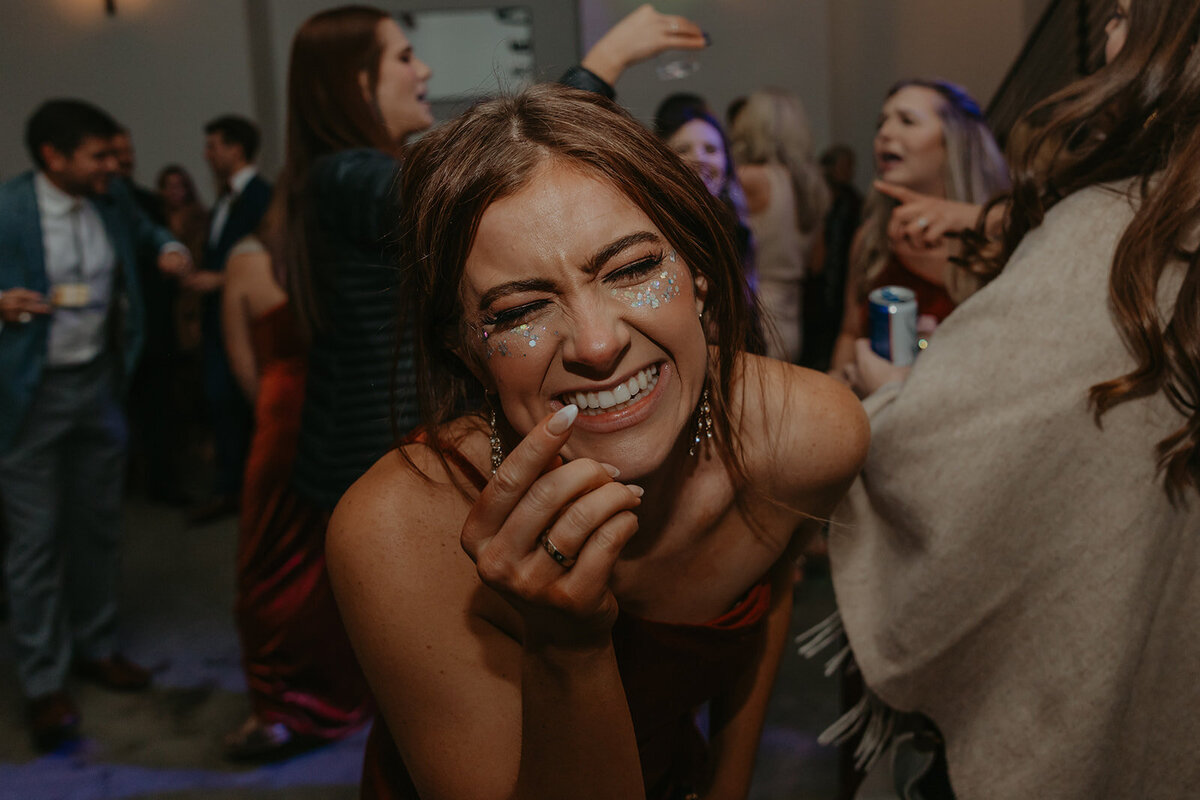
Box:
[489,407,505,475]
[689,387,713,457]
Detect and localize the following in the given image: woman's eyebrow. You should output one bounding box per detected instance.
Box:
[477,278,557,311]
[475,231,662,310]
[584,231,662,275]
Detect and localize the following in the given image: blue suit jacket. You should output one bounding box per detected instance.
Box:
[0,171,174,451]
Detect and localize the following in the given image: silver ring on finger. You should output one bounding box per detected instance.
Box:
[669,18,680,32]
[916,216,930,230]
[17,311,33,324]
[539,533,576,569]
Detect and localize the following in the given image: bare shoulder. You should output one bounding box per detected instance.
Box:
[734,354,869,496]
[224,242,284,313]
[326,421,531,798]
[327,431,482,591]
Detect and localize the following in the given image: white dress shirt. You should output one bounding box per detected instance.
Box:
[208,164,258,246]
[35,172,116,367]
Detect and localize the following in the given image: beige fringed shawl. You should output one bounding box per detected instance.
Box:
[830,183,1200,799]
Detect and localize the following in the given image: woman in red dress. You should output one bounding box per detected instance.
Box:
[220,231,371,760]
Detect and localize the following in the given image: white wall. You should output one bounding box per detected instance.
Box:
[0,0,1051,201]
[0,0,257,203]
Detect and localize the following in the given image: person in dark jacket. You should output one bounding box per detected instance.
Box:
[0,99,189,752]
[188,115,272,523]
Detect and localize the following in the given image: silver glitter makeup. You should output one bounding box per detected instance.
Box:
[483,323,546,359]
[610,251,682,309]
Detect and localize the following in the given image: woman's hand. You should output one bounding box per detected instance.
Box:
[843,338,911,398]
[876,180,982,250]
[460,405,643,648]
[581,4,707,86]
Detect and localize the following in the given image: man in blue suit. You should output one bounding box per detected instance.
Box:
[0,99,190,751]
[184,115,272,523]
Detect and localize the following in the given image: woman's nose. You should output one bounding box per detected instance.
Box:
[560,301,631,378]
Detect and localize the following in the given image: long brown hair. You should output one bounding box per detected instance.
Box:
[857,79,1009,304]
[965,0,1200,498]
[395,84,755,492]
[276,5,396,337]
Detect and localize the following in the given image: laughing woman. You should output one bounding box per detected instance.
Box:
[326,85,868,800]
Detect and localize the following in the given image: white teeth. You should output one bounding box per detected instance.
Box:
[562,365,661,413]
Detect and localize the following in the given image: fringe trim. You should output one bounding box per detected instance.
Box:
[795,611,896,772]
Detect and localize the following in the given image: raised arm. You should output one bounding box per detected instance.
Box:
[564,4,707,93]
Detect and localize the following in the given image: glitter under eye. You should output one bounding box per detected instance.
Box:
[483,322,548,359]
[611,252,682,310]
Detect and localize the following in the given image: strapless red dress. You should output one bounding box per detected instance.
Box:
[235,302,372,739]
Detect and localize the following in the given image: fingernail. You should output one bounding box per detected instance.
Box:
[601,463,621,478]
[547,404,578,435]
[627,485,644,498]
[702,31,711,45]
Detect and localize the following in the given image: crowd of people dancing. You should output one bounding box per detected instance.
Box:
[1,0,1197,797]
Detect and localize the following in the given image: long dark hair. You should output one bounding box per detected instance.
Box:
[394,84,755,492]
[276,5,395,337]
[965,0,1200,498]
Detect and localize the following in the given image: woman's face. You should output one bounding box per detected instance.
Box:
[366,18,433,143]
[1104,0,1131,64]
[874,86,948,197]
[159,173,189,209]
[459,163,709,477]
[666,118,727,197]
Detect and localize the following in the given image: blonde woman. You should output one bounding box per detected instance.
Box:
[730,88,830,363]
[831,79,1009,378]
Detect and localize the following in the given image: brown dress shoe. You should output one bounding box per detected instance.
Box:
[27,691,81,752]
[73,653,151,691]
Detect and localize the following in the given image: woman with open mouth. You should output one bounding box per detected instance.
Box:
[830,79,1008,379]
[326,84,869,800]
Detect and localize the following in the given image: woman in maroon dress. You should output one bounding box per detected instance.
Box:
[326,84,869,800]
[220,230,371,760]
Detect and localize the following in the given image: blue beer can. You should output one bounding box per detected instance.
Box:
[868,286,919,366]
